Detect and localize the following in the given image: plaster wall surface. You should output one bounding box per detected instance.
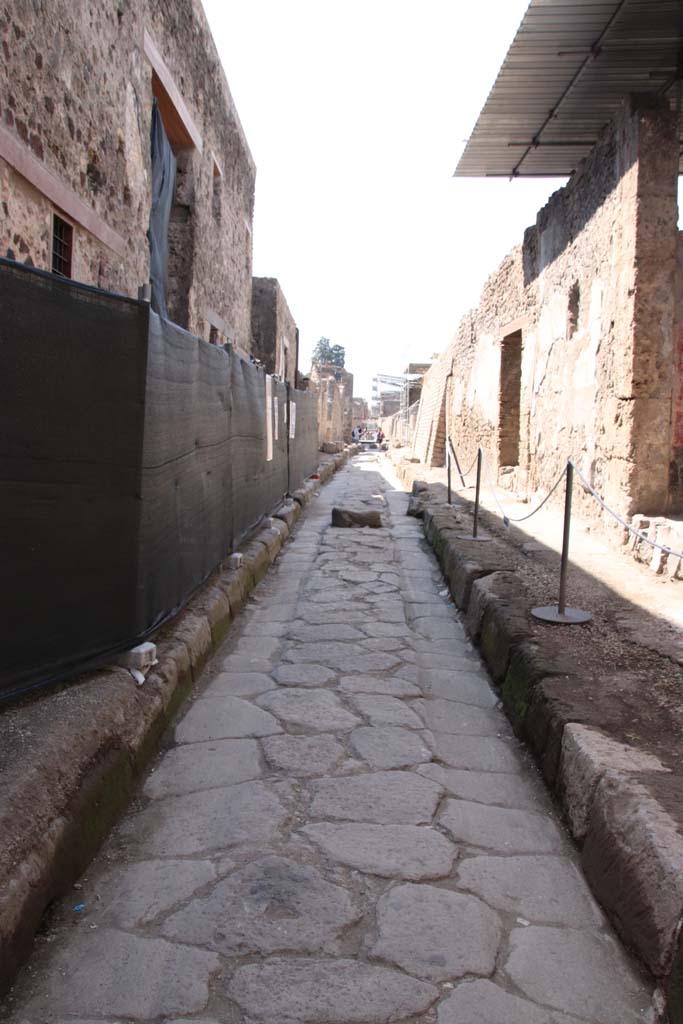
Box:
[308,363,354,448]
[0,0,255,353]
[418,98,680,520]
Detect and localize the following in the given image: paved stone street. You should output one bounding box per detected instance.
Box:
[5,455,655,1024]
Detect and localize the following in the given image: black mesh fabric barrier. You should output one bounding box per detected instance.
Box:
[1,263,321,700]
[0,259,149,697]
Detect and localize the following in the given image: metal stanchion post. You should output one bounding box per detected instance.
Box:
[532,459,591,624]
[456,445,491,542]
[473,447,482,538]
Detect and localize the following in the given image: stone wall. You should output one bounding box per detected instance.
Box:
[0,0,255,353]
[416,97,681,521]
[308,362,354,448]
[250,277,299,386]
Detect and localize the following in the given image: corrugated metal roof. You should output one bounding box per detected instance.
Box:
[455,0,683,177]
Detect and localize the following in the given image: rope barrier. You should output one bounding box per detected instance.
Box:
[446,437,683,562]
[571,460,683,561]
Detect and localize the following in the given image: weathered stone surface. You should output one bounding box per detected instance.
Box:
[413,698,502,736]
[227,958,438,1023]
[119,782,286,856]
[274,662,338,687]
[505,926,652,1023]
[262,734,344,775]
[458,854,600,926]
[175,696,281,743]
[257,688,361,731]
[413,617,462,640]
[98,859,216,928]
[284,643,401,672]
[437,980,581,1024]
[233,636,281,658]
[351,694,424,728]
[19,930,219,1020]
[310,771,443,824]
[560,722,670,841]
[416,764,543,810]
[301,823,455,880]
[440,799,564,853]
[162,857,358,955]
[339,675,421,698]
[370,883,501,982]
[431,734,522,772]
[361,621,415,638]
[144,738,262,798]
[217,654,274,673]
[332,507,383,528]
[200,671,275,698]
[582,771,683,976]
[289,623,366,642]
[351,726,432,769]
[419,669,497,707]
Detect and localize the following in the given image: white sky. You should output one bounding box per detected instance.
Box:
[203,0,566,400]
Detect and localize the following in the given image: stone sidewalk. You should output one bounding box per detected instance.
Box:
[3,455,656,1024]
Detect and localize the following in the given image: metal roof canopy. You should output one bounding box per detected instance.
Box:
[455,0,683,178]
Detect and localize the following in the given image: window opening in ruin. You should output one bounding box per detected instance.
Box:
[498,330,522,467]
[212,154,222,223]
[51,213,73,278]
[567,281,580,337]
[209,325,219,345]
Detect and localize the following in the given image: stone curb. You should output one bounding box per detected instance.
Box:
[0,445,358,994]
[393,457,683,1019]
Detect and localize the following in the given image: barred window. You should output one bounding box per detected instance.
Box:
[52,214,73,278]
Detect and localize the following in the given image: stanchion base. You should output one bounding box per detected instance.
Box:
[455,533,492,542]
[531,605,592,624]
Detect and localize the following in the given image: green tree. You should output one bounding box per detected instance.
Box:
[312,338,345,368]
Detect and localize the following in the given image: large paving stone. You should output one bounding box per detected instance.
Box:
[419,669,497,707]
[200,671,275,698]
[288,623,366,642]
[274,662,337,687]
[234,636,281,658]
[218,654,274,673]
[285,644,401,672]
[370,883,501,982]
[97,859,216,928]
[437,979,584,1024]
[458,854,600,926]
[301,823,455,879]
[413,617,462,640]
[19,929,219,1020]
[310,771,443,824]
[227,957,438,1024]
[262,734,344,775]
[414,699,504,736]
[175,696,281,744]
[338,567,379,583]
[505,926,653,1023]
[351,694,424,728]
[257,688,361,731]
[339,675,421,698]
[431,734,522,772]
[440,799,565,853]
[361,621,415,639]
[351,726,432,769]
[293,606,371,625]
[119,781,286,856]
[144,738,262,798]
[416,764,543,810]
[162,856,359,955]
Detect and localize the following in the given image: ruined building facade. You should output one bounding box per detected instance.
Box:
[308,362,354,449]
[415,97,683,522]
[250,277,299,387]
[0,0,256,357]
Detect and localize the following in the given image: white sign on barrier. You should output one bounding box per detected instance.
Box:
[265,375,273,461]
[274,396,279,441]
[289,400,296,439]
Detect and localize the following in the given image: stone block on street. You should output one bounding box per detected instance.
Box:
[301,823,456,879]
[310,770,443,824]
[332,507,383,528]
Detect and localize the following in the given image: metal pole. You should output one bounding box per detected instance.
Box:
[558,459,573,615]
[447,448,452,505]
[473,447,482,538]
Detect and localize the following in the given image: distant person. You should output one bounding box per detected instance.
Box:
[377,429,384,445]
